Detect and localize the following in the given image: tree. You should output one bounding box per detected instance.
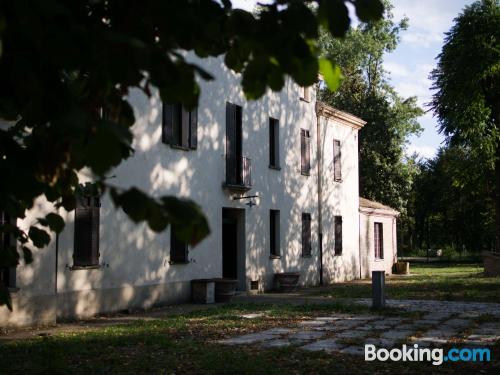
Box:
[411,145,494,253]
[319,0,423,217]
[0,1,384,309]
[429,0,500,251]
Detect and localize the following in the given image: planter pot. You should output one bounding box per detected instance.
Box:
[213,278,238,302]
[191,279,215,304]
[274,272,300,292]
[483,251,500,277]
[393,262,410,275]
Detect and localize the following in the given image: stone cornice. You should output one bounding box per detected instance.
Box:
[316,101,366,130]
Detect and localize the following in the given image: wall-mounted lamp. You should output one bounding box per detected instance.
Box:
[233,195,259,208]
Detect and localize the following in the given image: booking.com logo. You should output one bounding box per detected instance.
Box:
[365,344,491,366]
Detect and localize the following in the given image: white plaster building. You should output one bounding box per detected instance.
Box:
[1,56,398,327]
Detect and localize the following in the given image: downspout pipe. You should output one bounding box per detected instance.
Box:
[316,103,323,286]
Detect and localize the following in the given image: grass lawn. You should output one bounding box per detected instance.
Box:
[317,262,500,303]
[0,302,498,374]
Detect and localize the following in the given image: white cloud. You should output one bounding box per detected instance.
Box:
[384,62,409,77]
[406,145,437,159]
[402,32,443,48]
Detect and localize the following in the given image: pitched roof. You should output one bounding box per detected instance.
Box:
[359,197,399,216]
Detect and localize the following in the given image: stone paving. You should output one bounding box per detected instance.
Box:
[219,300,500,356]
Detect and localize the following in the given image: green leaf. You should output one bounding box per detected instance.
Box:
[319,58,343,92]
[355,0,385,23]
[28,226,51,248]
[45,213,65,233]
[22,246,33,264]
[319,0,350,38]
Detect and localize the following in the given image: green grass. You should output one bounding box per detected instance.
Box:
[0,303,496,374]
[317,262,500,303]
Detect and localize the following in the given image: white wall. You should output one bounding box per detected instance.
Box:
[1,55,324,325]
[2,55,367,326]
[359,212,398,278]
[318,116,361,283]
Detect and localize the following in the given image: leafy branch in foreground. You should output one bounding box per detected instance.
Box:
[0,0,384,309]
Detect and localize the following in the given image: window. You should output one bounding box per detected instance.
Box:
[269,117,280,169]
[301,213,312,257]
[0,211,16,288]
[300,129,311,176]
[374,222,384,259]
[333,139,342,182]
[73,195,100,268]
[162,103,198,149]
[301,86,310,102]
[170,224,188,264]
[334,216,342,255]
[270,210,280,257]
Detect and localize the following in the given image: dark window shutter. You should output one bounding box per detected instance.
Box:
[274,120,280,167]
[181,106,190,148]
[162,103,174,144]
[90,197,100,265]
[74,196,100,267]
[374,223,384,259]
[302,213,311,257]
[270,210,280,256]
[301,130,310,175]
[333,139,342,181]
[226,103,236,184]
[170,225,188,263]
[334,216,343,255]
[0,211,16,287]
[269,118,280,168]
[189,107,198,149]
[269,119,275,167]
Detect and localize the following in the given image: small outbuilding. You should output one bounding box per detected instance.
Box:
[359,197,399,278]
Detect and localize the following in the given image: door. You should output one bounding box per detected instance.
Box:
[222,217,238,279]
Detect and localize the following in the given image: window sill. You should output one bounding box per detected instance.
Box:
[302,255,312,259]
[299,97,310,103]
[70,265,101,271]
[7,287,20,293]
[334,179,343,183]
[169,260,190,265]
[334,253,342,257]
[269,255,281,260]
[301,172,311,177]
[374,258,385,262]
[269,165,281,171]
[170,144,192,151]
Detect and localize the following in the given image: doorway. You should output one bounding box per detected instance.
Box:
[222,208,246,290]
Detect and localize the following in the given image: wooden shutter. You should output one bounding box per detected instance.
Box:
[374,223,384,259]
[274,120,280,167]
[74,196,100,267]
[301,129,310,175]
[302,213,311,257]
[162,103,174,144]
[270,210,280,256]
[333,139,342,181]
[334,216,343,255]
[226,103,236,184]
[170,225,188,263]
[189,107,198,149]
[269,118,280,168]
[180,106,190,148]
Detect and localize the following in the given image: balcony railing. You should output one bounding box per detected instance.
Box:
[223,155,252,191]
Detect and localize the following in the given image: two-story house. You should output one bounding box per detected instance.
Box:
[1,55,399,327]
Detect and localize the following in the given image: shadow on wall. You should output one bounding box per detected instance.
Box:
[13,54,326,320]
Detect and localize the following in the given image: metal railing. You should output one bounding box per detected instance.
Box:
[225,155,252,188]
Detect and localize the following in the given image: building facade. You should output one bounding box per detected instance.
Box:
[1,56,398,327]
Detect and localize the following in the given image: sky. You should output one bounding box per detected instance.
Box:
[232,0,476,159]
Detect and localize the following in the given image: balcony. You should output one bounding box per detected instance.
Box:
[223,155,252,192]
